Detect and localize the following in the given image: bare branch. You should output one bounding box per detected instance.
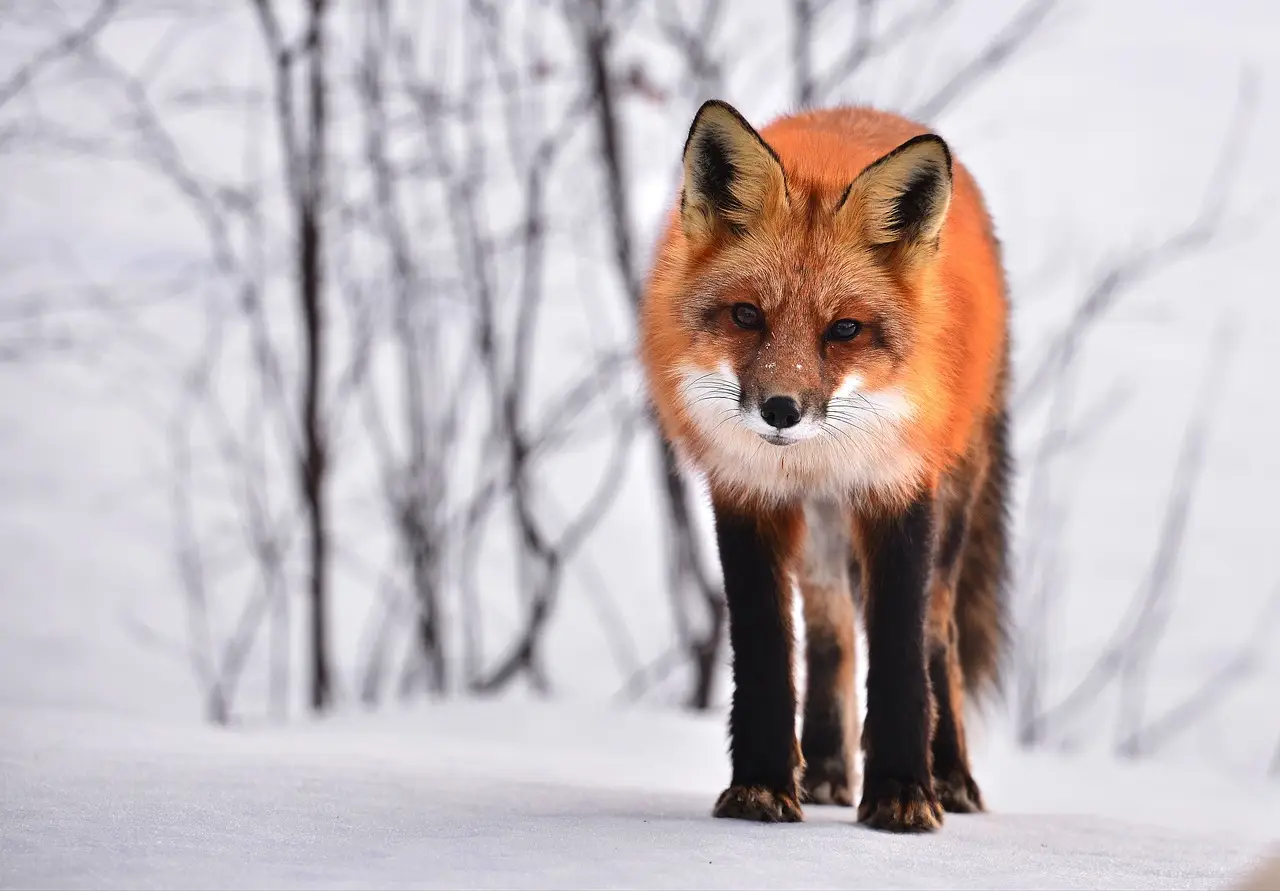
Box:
[910,0,1058,122]
[815,0,954,104]
[1015,67,1258,412]
[654,0,724,96]
[1114,322,1236,756]
[574,0,727,709]
[1021,323,1235,744]
[0,0,121,110]
[1116,583,1280,757]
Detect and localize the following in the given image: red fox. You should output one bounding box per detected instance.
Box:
[639,100,1011,833]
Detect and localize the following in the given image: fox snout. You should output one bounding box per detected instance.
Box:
[741,389,823,445]
[759,395,802,430]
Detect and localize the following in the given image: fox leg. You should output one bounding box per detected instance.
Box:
[854,493,944,833]
[711,495,805,823]
[926,598,983,813]
[798,500,861,807]
[928,479,985,813]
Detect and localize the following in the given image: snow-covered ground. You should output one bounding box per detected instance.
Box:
[3,700,1278,890]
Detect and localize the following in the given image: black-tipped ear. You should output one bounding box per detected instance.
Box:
[840,133,953,248]
[681,100,787,241]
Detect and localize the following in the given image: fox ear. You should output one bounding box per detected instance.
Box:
[681,100,787,242]
[840,133,952,249]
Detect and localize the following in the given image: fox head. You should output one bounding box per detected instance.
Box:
[644,100,958,504]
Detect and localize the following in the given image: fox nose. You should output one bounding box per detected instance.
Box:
[760,395,801,430]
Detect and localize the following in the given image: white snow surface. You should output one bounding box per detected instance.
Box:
[2,700,1278,890]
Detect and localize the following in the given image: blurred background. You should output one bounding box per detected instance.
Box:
[2,0,1277,778]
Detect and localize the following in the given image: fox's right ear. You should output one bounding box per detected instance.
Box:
[838,133,953,252]
[680,100,787,242]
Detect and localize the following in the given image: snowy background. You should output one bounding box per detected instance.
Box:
[2,0,1279,888]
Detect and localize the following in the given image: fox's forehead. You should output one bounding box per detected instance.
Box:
[697,226,901,318]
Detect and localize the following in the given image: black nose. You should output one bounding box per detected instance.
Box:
[760,395,801,430]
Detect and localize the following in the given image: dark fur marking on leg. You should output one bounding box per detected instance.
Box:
[928,647,962,773]
[712,501,803,822]
[801,621,855,806]
[935,498,969,576]
[928,646,984,814]
[857,494,943,833]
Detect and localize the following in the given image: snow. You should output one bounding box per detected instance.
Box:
[3,700,1277,890]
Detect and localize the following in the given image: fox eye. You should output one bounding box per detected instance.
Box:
[731,303,763,330]
[827,318,862,342]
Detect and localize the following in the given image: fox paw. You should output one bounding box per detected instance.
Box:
[934,768,985,814]
[713,785,804,823]
[857,778,943,833]
[801,757,859,807]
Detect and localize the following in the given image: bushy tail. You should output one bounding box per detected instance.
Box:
[955,403,1012,699]
[1232,852,1280,891]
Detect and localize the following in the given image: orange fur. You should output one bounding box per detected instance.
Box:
[647,102,1013,830]
[640,105,1008,511]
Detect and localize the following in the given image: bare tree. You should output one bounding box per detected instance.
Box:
[0,0,121,112]
[1014,70,1265,751]
[0,1,125,360]
[785,0,1057,119]
[4,0,1274,765]
[573,0,728,709]
[248,0,335,713]
[351,0,463,697]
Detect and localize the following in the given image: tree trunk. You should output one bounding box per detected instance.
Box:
[579,1,726,709]
[298,0,332,713]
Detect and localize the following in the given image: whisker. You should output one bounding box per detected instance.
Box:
[826,414,880,438]
[829,393,891,432]
[679,371,720,394]
[824,413,877,439]
[820,422,860,460]
[689,382,738,393]
[852,394,891,430]
[688,393,738,408]
[826,402,882,423]
[822,419,863,448]
[709,410,744,438]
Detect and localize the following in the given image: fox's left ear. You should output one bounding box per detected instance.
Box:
[840,133,953,250]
